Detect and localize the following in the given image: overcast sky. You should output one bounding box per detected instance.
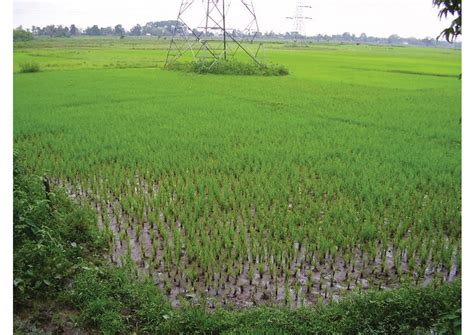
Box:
[14,0,452,38]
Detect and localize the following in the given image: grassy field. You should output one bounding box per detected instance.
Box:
[14,37,461,308]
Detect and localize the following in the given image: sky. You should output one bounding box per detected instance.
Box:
[13,0,453,39]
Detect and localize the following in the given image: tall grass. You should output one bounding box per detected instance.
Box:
[167,60,289,76]
[19,62,40,73]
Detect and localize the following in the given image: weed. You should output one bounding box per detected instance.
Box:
[19,62,40,73]
[167,60,289,76]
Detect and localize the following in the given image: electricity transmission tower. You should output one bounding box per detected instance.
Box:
[165,0,263,69]
[286,1,312,43]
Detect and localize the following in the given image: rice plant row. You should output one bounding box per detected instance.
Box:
[52,163,460,307]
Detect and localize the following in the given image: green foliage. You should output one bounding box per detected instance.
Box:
[231,282,460,334]
[433,0,462,43]
[69,264,171,334]
[13,27,33,42]
[167,60,289,76]
[19,62,41,73]
[13,152,106,307]
[321,281,461,334]
[434,308,462,335]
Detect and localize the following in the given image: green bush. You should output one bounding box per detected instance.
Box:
[19,62,41,73]
[13,151,106,308]
[167,60,289,76]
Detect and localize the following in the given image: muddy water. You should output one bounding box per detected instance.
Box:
[61,180,459,308]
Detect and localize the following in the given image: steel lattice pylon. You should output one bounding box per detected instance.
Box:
[286,1,312,42]
[165,0,263,69]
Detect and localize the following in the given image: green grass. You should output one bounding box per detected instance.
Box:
[14,37,461,309]
[69,265,461,334]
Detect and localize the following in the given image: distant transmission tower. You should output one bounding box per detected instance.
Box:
[165,0,263,69]
[286,1,312,43]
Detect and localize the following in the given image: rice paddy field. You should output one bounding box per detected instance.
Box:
[13,37,461,308]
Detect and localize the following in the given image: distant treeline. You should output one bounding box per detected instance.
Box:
[14,21,461,48]
[20,21,180,38]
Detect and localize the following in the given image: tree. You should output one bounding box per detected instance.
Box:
[142,22,155,35]
[13,27,33,42]
[342,32,352,42]
[55,25,69,37]
[43,25,56,37]
[114,24,125,36]
[388,34,401,44]
[421,37,436,47]
[70,24,79,36]
[433,0,461,43]
[100,26,114,35]
[130,24,142,36]
[85,25,101,36]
